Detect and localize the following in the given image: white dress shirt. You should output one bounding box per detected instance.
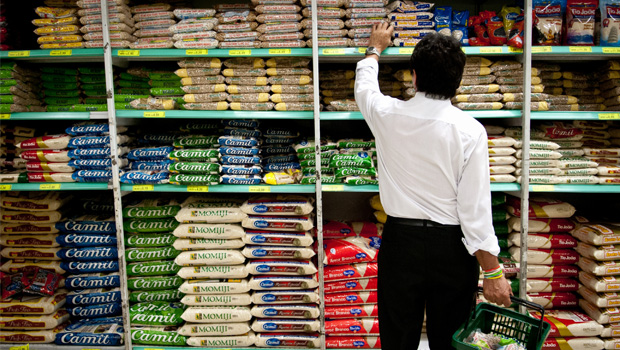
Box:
[354,57,500,256]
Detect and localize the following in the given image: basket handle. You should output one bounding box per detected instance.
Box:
[463,287,546,343]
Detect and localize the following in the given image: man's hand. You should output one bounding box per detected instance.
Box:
[368,22,393,54]
[482,275,512,307]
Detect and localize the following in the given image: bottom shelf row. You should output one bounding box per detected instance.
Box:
[0,191,619,349]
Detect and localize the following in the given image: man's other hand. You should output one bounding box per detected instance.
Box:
[482,275,513,307]
[368,22,393,53]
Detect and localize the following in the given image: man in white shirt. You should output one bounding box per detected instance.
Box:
[355,23,513,348]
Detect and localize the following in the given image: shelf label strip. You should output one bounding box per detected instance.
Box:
[398,48,414,54]
[9,345,29,350]
[323,185,344,191]
[186,49,208,55]
[143,111,165,118]
[603,47,620,54]
[0,185,12,191]
[229,49,251,55]
[479,47,503,54]
[599,113,620,120]
[568,46,592,53]
[8,51,30,57]
[322,48,345,55]
[133,184,154,191]
[532,46,552,53]
[118,49,140,56]
[0,114,10,119]
[187,185,209,192]
[531,185,555,192]
[249,186,271,192]
[39,184,61,190]
[50,50,72,56]
[268,49,291,55]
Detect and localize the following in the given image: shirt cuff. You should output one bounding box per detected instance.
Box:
[357,57,379,70]
[462,235,501,256]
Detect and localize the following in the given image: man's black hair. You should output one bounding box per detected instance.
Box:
[409,33,466,100]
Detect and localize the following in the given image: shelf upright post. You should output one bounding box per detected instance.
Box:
[519,0,533,313]
[100,0,132,348]
[309,0,325,348]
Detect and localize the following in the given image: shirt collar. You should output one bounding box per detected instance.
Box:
[412,92,452,105]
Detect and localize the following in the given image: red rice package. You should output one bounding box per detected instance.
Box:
[1,267,37,299]
[323,236,379,265]
[324,262,378,282]
[326,336,381,349]
[324,304,379,318]
[325,318,380,335]
[469,15,490,46]
[533,0,564,45]
[508,13,525,48]
[22,269,62,296]
[564,0,597,46]
[324,277,378,294]
[324,291,378,305]
[485,15,507,45]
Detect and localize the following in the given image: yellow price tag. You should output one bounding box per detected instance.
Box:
[532,46,552,53]
[50,50,72,56]
[133,184,154,191]
[0,114,10,119]
[322,48,345,55]
[531,185,555,192]
[229,49,251,55]
[323,185,344,191]
[269,49,291,54]
[480,47,503,54]
[186,49,208,55]
[0,185,12,191]
[39,184,61,190]
[569,46,592,53]
[187,186,209,192]
[508,47,523,53]
[398,48,414,54]
[599,113,620,120]
[603,47,620,54]
[118,49,140,56]
[9,345,29,350]
[144,111,165,118]
[358,47,367,54]
[249,186,271,192]
[8,51,30,57]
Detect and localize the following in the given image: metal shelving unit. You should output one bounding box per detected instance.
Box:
[320,110,522,120]
[0,112,108,120]
[0,183,111,191]
[119,184,316,193]
[116,110,314,119]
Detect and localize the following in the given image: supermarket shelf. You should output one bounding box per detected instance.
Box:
[322,183,519,192]
[0,344,123,350]
[120,184,316,193]
[0,112,108,120]
[318,46,521,62]
[532,46,620,60]
[112,48,312,61]
[531,111,619,121]
[0,48,105,62]
[0,183,111,191]
[117,110,313,119]
[320,110,521,120]
[491,183,521,192]
[529,184,620,193]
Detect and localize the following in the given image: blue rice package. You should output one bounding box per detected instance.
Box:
[263,128,299,138]
[263,136,296,144]
[223,127,262,138]
[66,124,126,136]
[138,134,177,145]
[68,147,127,159]
[220,155,262,165]
[220,175,262,185]
[66,287,122,306]
[218,135,260,147]
[263,162,301,172]
[219,146,260,156]
[67,302,123,318]
[221,164,263,175]
[120,170,170,184]
[128,160,175,171]
[58,247,119,261]
[56,234,117,247]
[56,215,115,234]
[67,159,115,170]
[127,146,174,161]
[262,145,295,155]
[67,135,112,149]
[60,260,119,274]
[600,0,620,46]
[65,273,121,290]
[434,6,452,35]
[179,121,222,132]
[452,10,469,45]
[72,170,113,182]
[262,154,298,164]
[55,316,124,346]
[222,119,260,129]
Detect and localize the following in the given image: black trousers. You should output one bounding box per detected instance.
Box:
[378,216,479,350]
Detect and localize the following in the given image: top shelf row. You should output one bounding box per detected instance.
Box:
[2,46,620,62]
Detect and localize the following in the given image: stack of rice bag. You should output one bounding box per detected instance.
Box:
[79,0,135,48]
[0,62,44,114]
[322,218,381,348]
[126,65,184,110]
[255,1,305,48]
[177,57,227,111]
[259,126,303,185]
[168,131,221,186]
[539,63,603,112]
[602,61,620,111]
[15,123,128,184]
[214,3,260,49]
[123,196,186,347]
[130,3,176,49]
[506,196,583,341]
[121,135,173,185]
[452,57,503,111]
[572,221,620,347]
[114,66,150,110]
[32,2,83,50]
[387,0,434,47]
[0,125,35,182]
[342,0,386,47]
[329,139,377,185]
[43,65,108,112]
[241,195,320,347]
[320,69,356,111]
[0,192,70,345]
[54,196,123,346]
[174,195,254,347]
[302,0,348,47]
[266,57,314,111]
[294,138,336,184]
[172,8,218,49]
[486,125,517,183]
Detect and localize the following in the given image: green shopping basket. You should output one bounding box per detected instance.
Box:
[452,287,551,350]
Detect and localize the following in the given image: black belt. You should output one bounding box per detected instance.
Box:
[386,215,459,228]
